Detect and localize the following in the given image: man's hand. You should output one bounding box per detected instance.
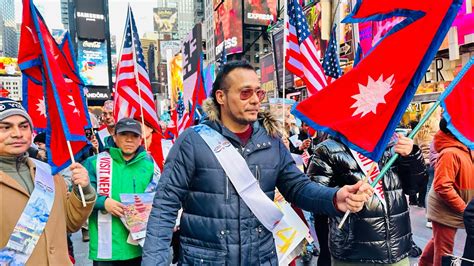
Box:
[70,163,90,188]
[335,181,374,213]
[299,139,311,150]
[394,133,414,157]
[105,198,125,217]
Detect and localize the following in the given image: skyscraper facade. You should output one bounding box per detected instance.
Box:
[0,0,18,57]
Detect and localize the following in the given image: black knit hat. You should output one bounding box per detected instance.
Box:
[0,97,33,129]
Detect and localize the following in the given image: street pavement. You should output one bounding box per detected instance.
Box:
[72,205,467,266]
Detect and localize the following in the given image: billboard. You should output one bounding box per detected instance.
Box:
[181,24,203,105]
[153,8,178,33]
[160,41,181,62]
[339,0,354,60]
[77,40,109,86]
[214,0,243,57]
[272,29,294,92]
[305,3,328,59]
[243,0,277,25]
[75,0,106,40]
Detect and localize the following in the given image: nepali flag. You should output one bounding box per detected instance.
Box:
[292,0,462,161]
[19,0,90,174]
[440,57,473,149]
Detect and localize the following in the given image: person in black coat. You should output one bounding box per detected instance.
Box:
[307,134,426,265]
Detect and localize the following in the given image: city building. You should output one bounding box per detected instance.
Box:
[60,0,70,30]
[0,0,18,57]
[202,0,215,66]
[0,76,22,101]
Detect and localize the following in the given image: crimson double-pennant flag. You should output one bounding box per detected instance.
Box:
[19,0,90,174]
[440,58,473,149]
[292,0,462,161]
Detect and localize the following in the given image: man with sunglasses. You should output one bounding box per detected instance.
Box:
[142,61,373,265]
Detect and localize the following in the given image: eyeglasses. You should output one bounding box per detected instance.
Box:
[240,88,266,101]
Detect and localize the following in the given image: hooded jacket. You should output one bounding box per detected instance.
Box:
[427,131,474,228]
[142,99,341,266]
[307,138,425,264]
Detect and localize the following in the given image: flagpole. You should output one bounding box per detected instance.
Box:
[282,0,288,130]
[66,141,87,207]
[338,99,443,229]
[128,5,149,151]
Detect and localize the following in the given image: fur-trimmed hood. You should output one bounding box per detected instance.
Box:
[202,98,283,138]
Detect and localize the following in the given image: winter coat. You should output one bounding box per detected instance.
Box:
[427,131,474,228]
[0,158,95,265]
[307,138,425,264]
[83,145,155,261]
[141,99,341,266]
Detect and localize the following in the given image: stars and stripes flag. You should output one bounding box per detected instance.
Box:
[19,0,90,174]
[176,91,190,135]
[440,57,473,149]
[114,6,160,130]
[322,26,343,83]
[285,0,328,95]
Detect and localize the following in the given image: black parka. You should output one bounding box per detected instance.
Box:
[307,138,425,264]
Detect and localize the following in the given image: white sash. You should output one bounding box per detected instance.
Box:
[194,125,309,264]
[96,152,113,259]
[194,125,283,231]
[349,149,386,210]
[0,159,55,265]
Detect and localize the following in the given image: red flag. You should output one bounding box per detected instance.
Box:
[188,54,207,124]
[441,58,473,149]
[148,132,164,171]
[23,76,47,130]
[19,0,90,174]
[292,0,462,161]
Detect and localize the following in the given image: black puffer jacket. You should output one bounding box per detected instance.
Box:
[307,138,425,264]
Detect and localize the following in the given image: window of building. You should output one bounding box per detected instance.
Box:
[254,43,260,52]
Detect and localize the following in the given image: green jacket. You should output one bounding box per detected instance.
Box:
[83,145,154,261]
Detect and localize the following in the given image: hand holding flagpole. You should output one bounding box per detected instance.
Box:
[66,141,87,207]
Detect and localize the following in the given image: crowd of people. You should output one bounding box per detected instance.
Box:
[1,60,473,266]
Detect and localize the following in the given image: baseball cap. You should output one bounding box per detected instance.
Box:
[115,118,142,136]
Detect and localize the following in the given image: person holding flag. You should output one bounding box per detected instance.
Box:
[82,118,160,265]
[142,61,374,265]
[0,97,96,265]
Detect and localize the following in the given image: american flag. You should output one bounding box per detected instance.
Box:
[114,6,159,130]
[285,0,328,95]
[176,91,190,135]
[322,26,342,83]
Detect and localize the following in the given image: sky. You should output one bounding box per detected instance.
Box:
[14,0,158,48]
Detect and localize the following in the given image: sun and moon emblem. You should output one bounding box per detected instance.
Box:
[351,74,395,117]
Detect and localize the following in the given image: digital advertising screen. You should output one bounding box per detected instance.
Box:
[243,0,277,26]
[75,0,106,40]
[153,8,178,33]
[214,0,243,58]
[77,40,109,87]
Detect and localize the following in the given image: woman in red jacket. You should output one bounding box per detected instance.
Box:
[419,118,474,266]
